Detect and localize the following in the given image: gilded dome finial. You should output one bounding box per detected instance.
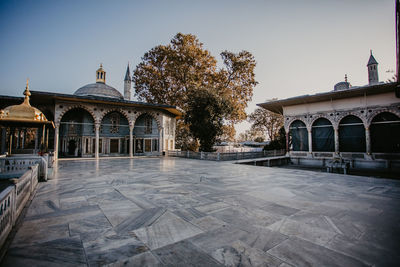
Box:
[23,78,31,106]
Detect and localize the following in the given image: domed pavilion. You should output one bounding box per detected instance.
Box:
[0,80,53,155]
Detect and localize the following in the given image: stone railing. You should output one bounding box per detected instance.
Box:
[167,149,286,161]
[0,155,49,181]
[0,164,39,250]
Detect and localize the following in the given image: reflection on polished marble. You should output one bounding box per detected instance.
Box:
[2,157,400,266]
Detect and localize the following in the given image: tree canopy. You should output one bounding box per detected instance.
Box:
[134,33,217,110]
[184,89,232,152]
[248,106,284,141]
[133,33,257,148]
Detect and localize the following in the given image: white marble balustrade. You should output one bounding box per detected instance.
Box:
[0,164,39,252]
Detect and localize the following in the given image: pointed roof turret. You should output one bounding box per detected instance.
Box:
[367,50,378,66]
[124,63,131,82]
[96,63,106,83]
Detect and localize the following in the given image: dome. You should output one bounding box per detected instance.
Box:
[0,80,49,124]
[74,64,124,99]
[74,82,123,99]
[334,81,350,91]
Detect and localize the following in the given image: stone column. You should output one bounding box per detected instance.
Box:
[42,125,46,149]
[95,122,100,159]
[8,128,14,155]
[16,129,20,149]
[129,124,133,158]
[159,127,163,153]
[334,128,339,155]
[365,127,371,155]
[285,130,289,153]
[22,129,26,149]
[54,123,60,161]
[160,127,164,153]
[1,127,7,154]
[46,128,49,150]
[308,129,312,154]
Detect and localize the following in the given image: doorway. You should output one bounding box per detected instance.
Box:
[68,140,76,155]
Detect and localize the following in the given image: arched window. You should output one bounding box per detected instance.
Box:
[289,120,308,151]
[339,115,366,152]
[371,112,400,153]
[312,118,334,152]
[109,113,120,133]
[60,108,94,137]
[133,114,159,137]
[101,112,129,136]
[145,116,152,134]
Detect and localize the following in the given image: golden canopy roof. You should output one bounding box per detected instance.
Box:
[0,79,51,125]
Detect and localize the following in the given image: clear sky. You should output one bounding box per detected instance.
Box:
[0,0,397,135]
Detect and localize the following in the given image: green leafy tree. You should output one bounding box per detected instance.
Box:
[185,89,232,152]
[175,120,199,151]
[248,106,284,141]
[263,127,286,150]
[133,33,257,148]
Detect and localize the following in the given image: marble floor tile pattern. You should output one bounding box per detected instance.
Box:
[2,157,400,266]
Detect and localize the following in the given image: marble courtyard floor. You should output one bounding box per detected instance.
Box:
[2,157,400,267]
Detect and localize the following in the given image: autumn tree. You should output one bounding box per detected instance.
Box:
[219,124,236,142]
[248,107,284,141]
[133,33,257,148]
[134,33,217,110]
[237,129,266,142]
[184,89,232,152]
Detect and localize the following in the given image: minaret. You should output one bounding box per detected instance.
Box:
[367,50,379,85]
[124,63,132,100]
[96,64,106,83]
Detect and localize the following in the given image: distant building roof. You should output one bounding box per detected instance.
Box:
[258,82,398,114]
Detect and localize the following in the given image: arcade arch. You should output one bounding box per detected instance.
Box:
[59,107,95,157]
[370,112,400,153]
[289,120,308,151]
[99,111,130,155]
[133,113,160,154]
[339,115,366,152]
[312,118,334,152]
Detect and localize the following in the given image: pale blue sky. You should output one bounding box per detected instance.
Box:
[0,0,397,134]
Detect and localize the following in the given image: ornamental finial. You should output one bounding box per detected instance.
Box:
[23,78,31,106]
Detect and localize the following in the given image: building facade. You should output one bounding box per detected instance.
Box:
[259,53,400,170]
[0,64,181,159]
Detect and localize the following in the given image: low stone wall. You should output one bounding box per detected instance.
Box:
[167,149,286,161]
[289,156,400,174]
[0,164,39,250]
[0,155,50,181]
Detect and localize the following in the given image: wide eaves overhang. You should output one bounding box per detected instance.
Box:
[257,82,399,114]
[28,90,183,118]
